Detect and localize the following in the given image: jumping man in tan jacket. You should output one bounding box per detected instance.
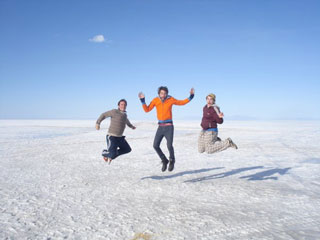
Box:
[96,99,136,164]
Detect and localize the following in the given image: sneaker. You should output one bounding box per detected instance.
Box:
[102,149,109,157]
[161,159,169,172]
[103,157,112,164]
[168,160,175,172]
[227,138,238,149]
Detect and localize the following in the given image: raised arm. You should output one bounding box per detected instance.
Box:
[139,92,156,112]
[173,88,195,105]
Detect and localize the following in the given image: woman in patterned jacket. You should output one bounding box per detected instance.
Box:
[198,93,238,154]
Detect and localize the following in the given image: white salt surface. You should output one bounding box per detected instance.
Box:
[1,120,320,239]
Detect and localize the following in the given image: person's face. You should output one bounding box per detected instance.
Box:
[159,90,168,100]
[118,101,127,111]
[206,96,214,105]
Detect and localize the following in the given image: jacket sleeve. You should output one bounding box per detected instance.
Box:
[213,112,224,124]
[200,108,207,129]
[172,94,194,106]
[96,110,113,125]
[140,98,156,112]
[126,118,134,128]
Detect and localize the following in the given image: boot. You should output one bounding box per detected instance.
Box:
[161,159,169,172]
[168,159,175,172]
[227,138,238,149]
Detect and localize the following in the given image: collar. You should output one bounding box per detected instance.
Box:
[117,108,127,113]
[159,95,171,103]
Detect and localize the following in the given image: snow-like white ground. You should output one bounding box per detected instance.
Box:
[1,119,320,240]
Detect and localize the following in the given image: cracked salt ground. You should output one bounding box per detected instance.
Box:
[0,120,320,239]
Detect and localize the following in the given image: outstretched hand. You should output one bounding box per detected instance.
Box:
[190,88,195,95]
[138,92,145,99]
[95,124,100,130]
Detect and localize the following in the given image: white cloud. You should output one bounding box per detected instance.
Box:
[89,35,105,43]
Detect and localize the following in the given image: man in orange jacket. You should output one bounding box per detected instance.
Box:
[139,86,195,172]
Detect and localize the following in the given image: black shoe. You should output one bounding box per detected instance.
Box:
[161,160,169,172]
[227,138,238,149]
[168,160,175,172]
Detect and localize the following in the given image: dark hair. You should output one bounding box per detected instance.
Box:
[158,86,169,94]
[118,99,127,106]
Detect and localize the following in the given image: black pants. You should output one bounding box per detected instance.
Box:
[153,125,175,162]
[102,135,131,160]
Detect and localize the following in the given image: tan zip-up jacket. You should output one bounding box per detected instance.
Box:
[96,109,134,137]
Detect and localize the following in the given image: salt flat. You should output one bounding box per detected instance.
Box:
[0,120,320,240]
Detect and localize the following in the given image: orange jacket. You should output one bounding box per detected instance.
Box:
[141,96,192,122]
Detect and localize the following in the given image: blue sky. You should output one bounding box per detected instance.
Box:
[1,0,319,120]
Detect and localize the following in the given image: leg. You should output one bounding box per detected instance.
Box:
[102,135,118,162]
[153,126,167,162]
[164,125,175,162]
[198,130,205,153]
[102,135,112,157]
[163,125,175,171]
[153,126,169,172]
[114,136,132,159]
[204,131,230,154]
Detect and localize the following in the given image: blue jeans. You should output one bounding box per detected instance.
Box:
[102,135,131,160]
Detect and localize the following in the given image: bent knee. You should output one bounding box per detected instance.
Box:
[198,148,205,153]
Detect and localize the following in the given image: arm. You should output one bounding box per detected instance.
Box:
[126,118,136,129]
[214,112,224,124]
[95,110,113,130]
[139,92,156,112]
[173,88,195,106]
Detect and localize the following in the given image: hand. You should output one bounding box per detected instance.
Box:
[138,92,145,99]
[218,112,224,118]
[95,124,100,130]
[132,126,136,130]
[190,88,195,95]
